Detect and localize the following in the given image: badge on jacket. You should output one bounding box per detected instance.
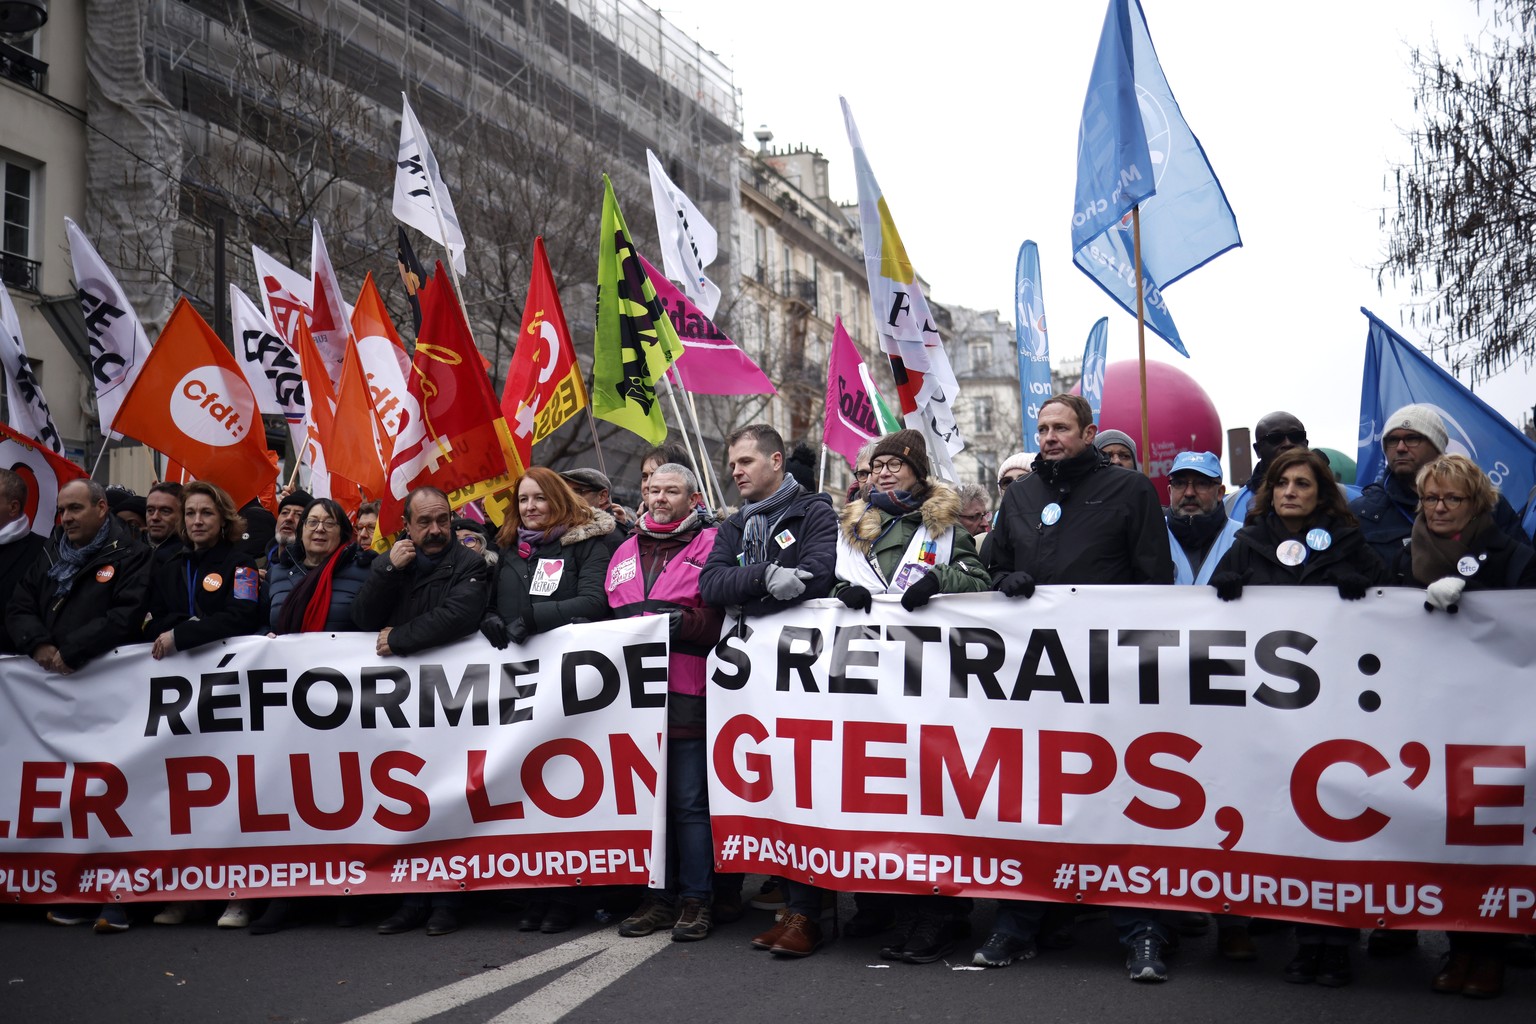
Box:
[233,565,259,601]
[774,529,796,549]
[95,565,115,583]
[202,572,224,592]
[530,558,565,596]
[609,555,637,589]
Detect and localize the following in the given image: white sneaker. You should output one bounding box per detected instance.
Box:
[217,900,250,928]
[153,903,189,925]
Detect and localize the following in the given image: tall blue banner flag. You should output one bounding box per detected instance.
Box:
[1015,241,1053,453]
[1357,308,1536,515]
[1081,317,1109,427]
[1071,0,1241,358]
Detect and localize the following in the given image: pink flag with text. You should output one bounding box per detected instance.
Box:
[640,255,775,396]
[824,316,887,469]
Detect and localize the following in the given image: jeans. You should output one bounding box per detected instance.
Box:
[993,899,1169,946]
[656,738,712,902]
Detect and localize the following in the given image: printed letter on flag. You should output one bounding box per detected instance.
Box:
[65,218,151,438]
[592,175,683,446]
[1070,0,1240,357]
[1356,308,1536,506]
[841,99,964,481]
[646,149,720,318]
[502,236,586,470]
[824,316,896,470]
[0,284,63,452]
[1015,241,1053,453]
[251,245,313,345]
[231,285,306,456]
[0,421,86,535]
[1081,317,1110,427]
[112,298,277,507]
[394,94,467,276]
[308,221,352,386]
[639,254,774,397]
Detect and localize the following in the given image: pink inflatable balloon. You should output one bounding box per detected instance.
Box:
[1078,360,1223,503]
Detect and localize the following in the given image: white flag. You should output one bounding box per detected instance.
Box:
[646,149,721,318]
[393,94,467,276]
[0,285,63,453]
[840,100,964,482]
[250,245,314,346]
[230,285,306,455]
[308,221,351,387]
[64,218,152,440]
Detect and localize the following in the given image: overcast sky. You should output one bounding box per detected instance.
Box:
[654,0,1531,460]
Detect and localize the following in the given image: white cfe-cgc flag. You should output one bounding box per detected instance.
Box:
[64,218,152,440]
[646,149,720,318]
[0,284,63,453]
[393,94,467,277]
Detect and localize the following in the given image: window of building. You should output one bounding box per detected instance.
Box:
[974,395,996,435]
[753,222,767,283]
[1,160,39,293]
[781,244,792,294]
[968,341,991,375]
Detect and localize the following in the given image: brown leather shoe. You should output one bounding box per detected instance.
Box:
[769,912,824,958]
[1461,955,1505,999]
[1432,951,1473,994]
[750,919,787,950]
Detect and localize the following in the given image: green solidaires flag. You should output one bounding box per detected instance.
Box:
[592,174,684,445]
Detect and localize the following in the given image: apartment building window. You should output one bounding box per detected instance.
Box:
[968,341,990,375]
[1,160,39,293]
[753,223,768,283]
[781,244,792,294]
[974,395,996,434]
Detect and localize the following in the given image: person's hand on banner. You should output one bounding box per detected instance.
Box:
[666,610,683,641]
[376,627,394,656]
[997,571,1036,598]
[506,616,531,646]
[837,585,873,612]
[151,630,177,660]
[900,571,942,611]
[1425,576,1465,613]
[1210,572,1245,602]
[1335,570,1371,601]
[765,565,813,600]
[479,613,510,649]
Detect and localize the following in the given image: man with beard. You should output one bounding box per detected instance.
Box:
[1226,412,1308,522]
[267,489,311,566]
[1165,452,1242,584]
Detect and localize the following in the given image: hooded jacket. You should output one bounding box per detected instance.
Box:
[491,508,616,633]
[834,481,989,595]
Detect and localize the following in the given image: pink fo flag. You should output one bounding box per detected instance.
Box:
[824,316,896,469]
[639,255,775,396]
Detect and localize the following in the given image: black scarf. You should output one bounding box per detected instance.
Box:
[1169,504,1230,553]
[1033,447,1103,488]
[868,486,926,517]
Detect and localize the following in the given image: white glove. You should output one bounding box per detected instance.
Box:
[1425,576,1465,613]
[764,565,813,600]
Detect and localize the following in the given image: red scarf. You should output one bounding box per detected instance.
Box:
[275,545,347,634]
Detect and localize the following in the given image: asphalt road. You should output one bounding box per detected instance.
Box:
[1,886,1529,1023]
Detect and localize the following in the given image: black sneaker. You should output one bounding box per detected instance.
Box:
[898,912,970,964]
[377,905,429,935]
[1315,944,1352,987]
[425,905,459,936]
[844,906,896,939]
[711,887,744,925]
[540,902,579,934]
[1284,943,1321,984]
[671,898,712,942]
[1126,934,1167,982]
[972,931,1037,968]
[618,897,675,938]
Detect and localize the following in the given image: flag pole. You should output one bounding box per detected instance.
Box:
[581,404,610,481]
[670,367,727,511]
[660,370,722,511]
[89,438,111,478]
[1131,206,1152,479]
[817,443,828,493]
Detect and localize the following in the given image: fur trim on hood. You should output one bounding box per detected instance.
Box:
[838,482,962,556]
[562,507,617,546]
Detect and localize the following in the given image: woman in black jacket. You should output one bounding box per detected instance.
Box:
[1211,448,1386,988]
[1395,455,1536,998]
[480,466,615,933]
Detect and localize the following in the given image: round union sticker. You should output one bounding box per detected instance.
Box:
[1305,528,1332,552]
[1457,555,1481,577]
[1040,503,1062,527]
[170,366,256,447]
[95,565,115,583]
[202,573,224,592]
[1276,540,1307,566]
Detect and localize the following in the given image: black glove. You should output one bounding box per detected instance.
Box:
[479,613,510,650]
[1335,571,1370,601]
[1210,571,1245,602]
[900,570,942,611]
[838,585,873,612]
[996,571,1036,598]
[666,610,684,642]
[505,616,531,646]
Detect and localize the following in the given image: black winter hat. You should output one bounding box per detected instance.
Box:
[871,429,930,483]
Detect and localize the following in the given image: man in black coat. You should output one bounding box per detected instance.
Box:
[0,468,47,654]
[981,394,1175,984]
[352,486,490,657]
[7,478,150,673]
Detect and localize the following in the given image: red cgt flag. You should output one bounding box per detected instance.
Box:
[501,236,586,470]
[114,298,278,507]
[0,421,87,536]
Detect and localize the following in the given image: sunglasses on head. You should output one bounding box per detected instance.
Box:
[1259,430,1307,447]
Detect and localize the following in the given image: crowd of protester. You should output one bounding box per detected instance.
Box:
[2,396,1531,998]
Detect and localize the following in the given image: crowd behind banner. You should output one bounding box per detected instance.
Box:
[2,399,1535,1000]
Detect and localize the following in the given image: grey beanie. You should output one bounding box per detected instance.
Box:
[1093,429,1139,467]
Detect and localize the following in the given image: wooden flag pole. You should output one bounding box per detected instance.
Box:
[1131,206,1152,479]
[581,404,610,481]
[669,367,727,511]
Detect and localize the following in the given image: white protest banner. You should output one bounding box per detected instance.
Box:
[0,622,668,903]
[707,587,1536,933]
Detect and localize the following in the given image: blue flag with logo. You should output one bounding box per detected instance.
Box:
[1357,308,1536,511]
[1080,317,1109,426]
[1071,0,1240,358]
[1015,241,1053,453]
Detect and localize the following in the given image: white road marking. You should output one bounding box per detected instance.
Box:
[340,930,670,1024]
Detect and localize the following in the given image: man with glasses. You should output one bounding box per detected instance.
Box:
[1165,452,1242,585]
[1226,412,1308,522]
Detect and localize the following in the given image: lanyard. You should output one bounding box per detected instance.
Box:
[183,561,198,616]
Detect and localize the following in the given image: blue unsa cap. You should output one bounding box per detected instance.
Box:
[1169,451,1223,479]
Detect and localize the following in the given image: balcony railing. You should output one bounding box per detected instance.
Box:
[0,42,47,92]
[1,252,41,293]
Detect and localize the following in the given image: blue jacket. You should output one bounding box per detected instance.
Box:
[267,543,375,632]
[1166,515,1242,585]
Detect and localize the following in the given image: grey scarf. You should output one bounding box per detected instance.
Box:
[46,517,111,597]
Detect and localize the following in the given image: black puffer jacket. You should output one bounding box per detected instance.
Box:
[144,539,263,650]
[988,448,1173,585]
[699,486,838,615]
[1350,473,1529,566]
[1213,514,1387,588]
[490,509,616,633]
[351,540,489,654]
[7,516,151,668]
[0,529,47,654]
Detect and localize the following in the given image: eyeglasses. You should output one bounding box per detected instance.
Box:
[1168,476,1221,491]
[1385,432,1429,449]
[998,475,1025,489]
[1421,494,1466,509]
[303,518,338,531]
[458,534,485,547]
[959,511,990,525]
[869,458,907,475]
[854,469,872,480]
[1259,430,1307,447]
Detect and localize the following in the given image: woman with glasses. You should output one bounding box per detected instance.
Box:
[833,429,990,962]
[141,481,264,929]
[1209,446,1386,987]
[268,498,375,634]
[1391,454,1535,998]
